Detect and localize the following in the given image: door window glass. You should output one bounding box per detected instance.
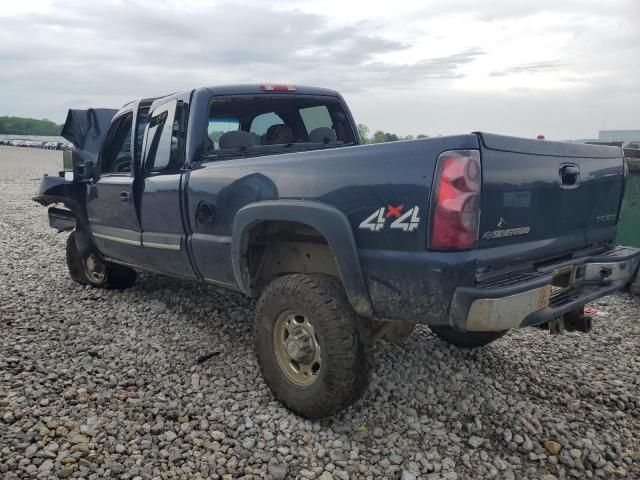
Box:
[134,113,149,165]
[144,100,184,172]
[100,113,133,174]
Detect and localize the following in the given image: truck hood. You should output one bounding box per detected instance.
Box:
[61,108,118,166]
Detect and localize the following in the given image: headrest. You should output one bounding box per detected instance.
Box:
[219,130,255,149]
[308,127,337,143]
[265,124,294,145]
[251,132,263,146]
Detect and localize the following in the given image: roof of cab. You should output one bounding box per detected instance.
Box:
[202,84,340,97]
[117,84,342,116]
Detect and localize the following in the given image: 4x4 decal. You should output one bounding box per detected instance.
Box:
[359,205,421,232]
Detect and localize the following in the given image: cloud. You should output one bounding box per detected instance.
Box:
[417,0,635,21]
[0,2,408,91]
[489,61,566,77]
[0,0,637,139]
[0,1,489,118]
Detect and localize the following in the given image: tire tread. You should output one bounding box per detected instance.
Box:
[255,274,372,418]
[65,231,136,289]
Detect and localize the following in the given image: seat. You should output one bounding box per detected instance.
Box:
[219,131,255,149]
[308,127,337,144]
[251,132,263,146]
[265,124,294,145]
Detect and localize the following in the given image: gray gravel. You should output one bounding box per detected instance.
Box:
[1,145,639,479]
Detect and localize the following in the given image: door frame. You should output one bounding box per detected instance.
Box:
[87,108,144,263]
[135,96,197,278]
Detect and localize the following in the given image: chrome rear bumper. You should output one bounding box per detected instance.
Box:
[450,246,640,332]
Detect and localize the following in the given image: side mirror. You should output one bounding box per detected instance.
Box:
[75,163,97,182]
[63,150,97,183]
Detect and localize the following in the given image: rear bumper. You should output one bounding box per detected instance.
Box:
[449,246,640,331]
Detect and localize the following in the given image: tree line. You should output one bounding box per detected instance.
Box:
[357,124,429,144]
[0,116,63,136]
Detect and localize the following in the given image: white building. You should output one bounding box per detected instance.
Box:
[572,129,640,148]
[598,130,640,144]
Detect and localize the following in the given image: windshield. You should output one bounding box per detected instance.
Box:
[203,95,355,160]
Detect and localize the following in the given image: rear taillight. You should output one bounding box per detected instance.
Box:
[429,150,481,250]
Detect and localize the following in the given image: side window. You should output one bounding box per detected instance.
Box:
[299,106,332,135]
[143,100,184,172]
[134,113,149,165]
[250,112,283,137]
[100,113,133,174]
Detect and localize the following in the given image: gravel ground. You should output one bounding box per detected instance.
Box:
[1,145,639,480]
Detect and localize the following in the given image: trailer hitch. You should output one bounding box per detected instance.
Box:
[541,307,593,335]
[599,267,613,286]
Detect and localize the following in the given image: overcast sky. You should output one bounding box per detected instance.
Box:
[1,0,638,139]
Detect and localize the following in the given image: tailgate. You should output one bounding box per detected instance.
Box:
[476,132,624,254]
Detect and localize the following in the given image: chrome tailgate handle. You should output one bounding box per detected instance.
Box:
[559,163,580,188]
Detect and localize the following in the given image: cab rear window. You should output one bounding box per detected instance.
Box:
[299,106,332,134]
[208,118,240,149]
[203,95,355,159]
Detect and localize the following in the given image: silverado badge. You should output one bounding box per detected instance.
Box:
[482,226,531,240]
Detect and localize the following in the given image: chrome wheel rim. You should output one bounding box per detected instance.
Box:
[273,310,321,386]
[83,254,106,284]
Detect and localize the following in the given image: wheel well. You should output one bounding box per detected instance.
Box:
[245,221,340,294]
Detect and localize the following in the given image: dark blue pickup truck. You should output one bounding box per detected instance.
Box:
[35,84,640,417]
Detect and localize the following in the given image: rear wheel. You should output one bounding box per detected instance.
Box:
[255,274,372,418]
[66,231,136,289]
[430,325,507,348]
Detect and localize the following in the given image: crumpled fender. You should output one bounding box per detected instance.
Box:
[34,106,116,217]
[33,175,85,210]
[32,176,91,255]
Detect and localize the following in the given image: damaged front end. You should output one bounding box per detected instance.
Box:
[33,108,117,232]
[33,174,86,232]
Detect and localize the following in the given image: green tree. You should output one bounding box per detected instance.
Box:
[0,116,63,136]
[359,128,430,143]
[371,130,386,143]
[357,124,370,144]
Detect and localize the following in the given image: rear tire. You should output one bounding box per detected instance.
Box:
[430,325,507,348]
[66,231,136,289]
[255,274,372,418]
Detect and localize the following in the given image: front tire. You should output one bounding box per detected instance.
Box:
[255,274,372,418]
[430,325,507,348]
[66,231,136,289]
